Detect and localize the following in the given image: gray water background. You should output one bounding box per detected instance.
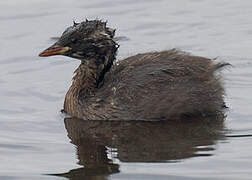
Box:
[0,0,252,179]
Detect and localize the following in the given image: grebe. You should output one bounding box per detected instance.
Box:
[39,20,228,120]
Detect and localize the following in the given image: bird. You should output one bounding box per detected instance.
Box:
[39,19,229,121]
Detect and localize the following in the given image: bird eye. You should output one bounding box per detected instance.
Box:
[71,38,77,43]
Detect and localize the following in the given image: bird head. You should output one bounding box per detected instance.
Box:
[39,19,118,61]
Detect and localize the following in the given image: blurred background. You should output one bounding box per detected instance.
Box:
[0,0,252,179]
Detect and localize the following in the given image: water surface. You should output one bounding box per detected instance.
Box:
[0,0,252,179]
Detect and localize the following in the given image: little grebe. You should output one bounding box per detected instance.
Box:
[39,20,228,120]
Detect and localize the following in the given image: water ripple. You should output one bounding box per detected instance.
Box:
[0,11,62,21]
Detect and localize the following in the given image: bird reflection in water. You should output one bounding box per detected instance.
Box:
[51,115,226,180]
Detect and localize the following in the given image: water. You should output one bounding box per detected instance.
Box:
[1,0,252,179]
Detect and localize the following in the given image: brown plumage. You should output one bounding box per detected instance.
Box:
[39,20,229,120]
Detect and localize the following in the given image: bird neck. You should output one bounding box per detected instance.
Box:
[71,54,115,98]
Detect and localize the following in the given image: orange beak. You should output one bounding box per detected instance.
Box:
[39,45,71,57]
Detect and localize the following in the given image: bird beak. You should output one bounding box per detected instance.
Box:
[39,44,71,57]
